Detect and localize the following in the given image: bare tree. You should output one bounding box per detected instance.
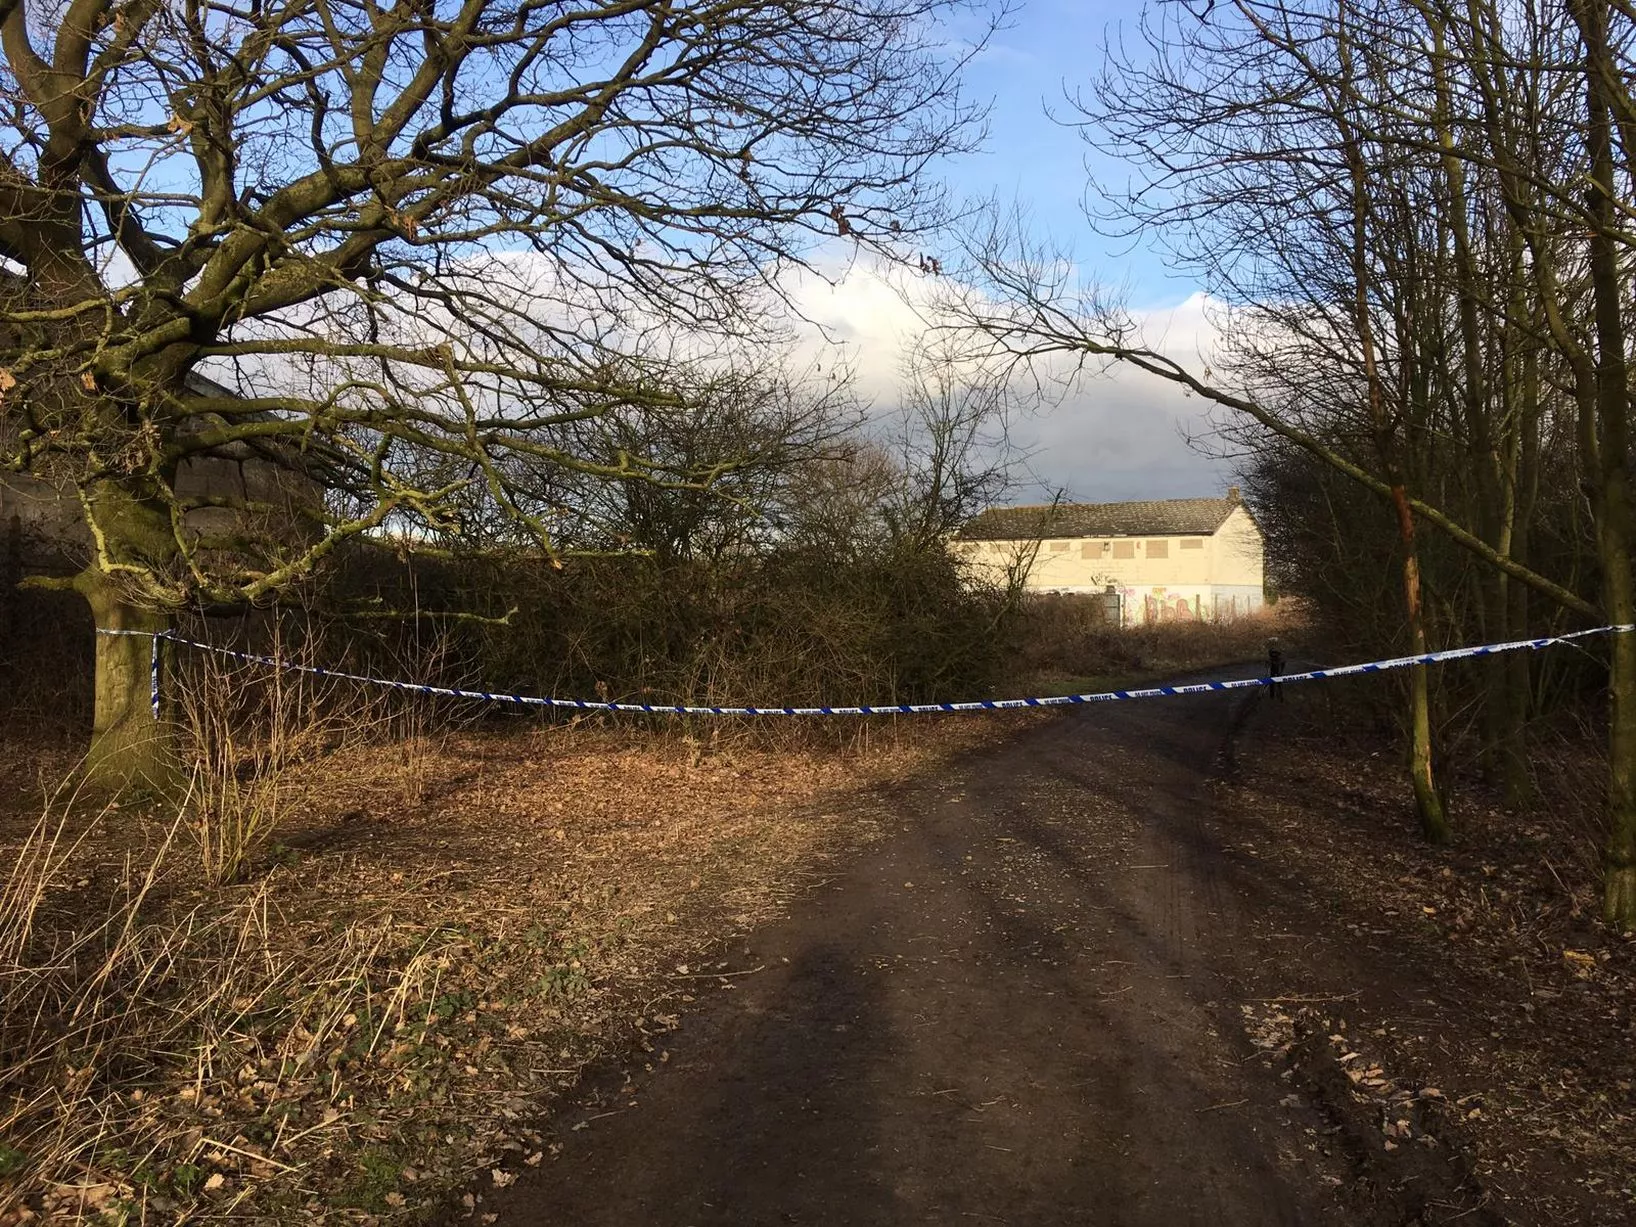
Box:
[946,0,1636,925]
[881,345,1021,556]
[561,363,859,563]
[774,439,903,559]
[0,0,996,787]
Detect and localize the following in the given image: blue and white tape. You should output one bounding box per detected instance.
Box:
[99,624,1634,718]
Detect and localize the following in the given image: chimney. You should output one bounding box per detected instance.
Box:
[1226,485,1241,503]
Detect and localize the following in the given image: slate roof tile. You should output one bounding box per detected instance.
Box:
[958,495,1243,541]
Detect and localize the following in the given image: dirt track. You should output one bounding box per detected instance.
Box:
[473,684,1503,1226]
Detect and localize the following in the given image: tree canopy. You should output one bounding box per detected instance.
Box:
[0,0,991,600]
[0,0,994,784]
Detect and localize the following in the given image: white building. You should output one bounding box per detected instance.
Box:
[955,489,1266,626]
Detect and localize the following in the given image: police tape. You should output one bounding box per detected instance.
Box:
[97,623,1634,718]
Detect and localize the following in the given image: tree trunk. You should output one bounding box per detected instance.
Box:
[1472,456,1537,803]
[1602,552,1636,927]
[1,511,19,645]
[1329,7,1451,844]
[1332,15,1450,844]
[1427,16,1529,806]
[1570,0,1636,927]
[1590,330,1636,925]
[1495,561,1535,803]
[72,567,179,795]
[1393,490,1451,843]
[1489,303,1542,807]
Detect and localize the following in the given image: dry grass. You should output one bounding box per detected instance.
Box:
[0,711,1027,1225]
[1004,595,1307,694]
[173,625,464,887]
[180,658,306,887]
[0,796,433,1223]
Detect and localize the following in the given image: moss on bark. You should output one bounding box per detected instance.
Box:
[72,474,184,797]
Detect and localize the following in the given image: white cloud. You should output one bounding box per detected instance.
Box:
[782,259,1238,504]
[781,256,935,395]
[1009,291,1239,502]
[195,238,1240,506]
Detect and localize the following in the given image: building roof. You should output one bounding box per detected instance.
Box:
[958,493,1244,542]
[183,369,239,400]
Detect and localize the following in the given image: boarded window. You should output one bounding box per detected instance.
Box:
[1146,539,1170,558]
[1112,540,1135,559]
[1080,541,1103,559]
[1049,540,1069,552]
[1180,538,1204,550]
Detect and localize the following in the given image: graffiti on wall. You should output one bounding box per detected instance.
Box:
[1142,588,1201,624]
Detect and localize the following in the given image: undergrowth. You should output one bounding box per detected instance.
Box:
[0,797,460,1222]
[1003,595,1301,692]
[0,788,645,1224]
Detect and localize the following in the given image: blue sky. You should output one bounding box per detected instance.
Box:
[942,0,1189,308]
[817,0,1237,505]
